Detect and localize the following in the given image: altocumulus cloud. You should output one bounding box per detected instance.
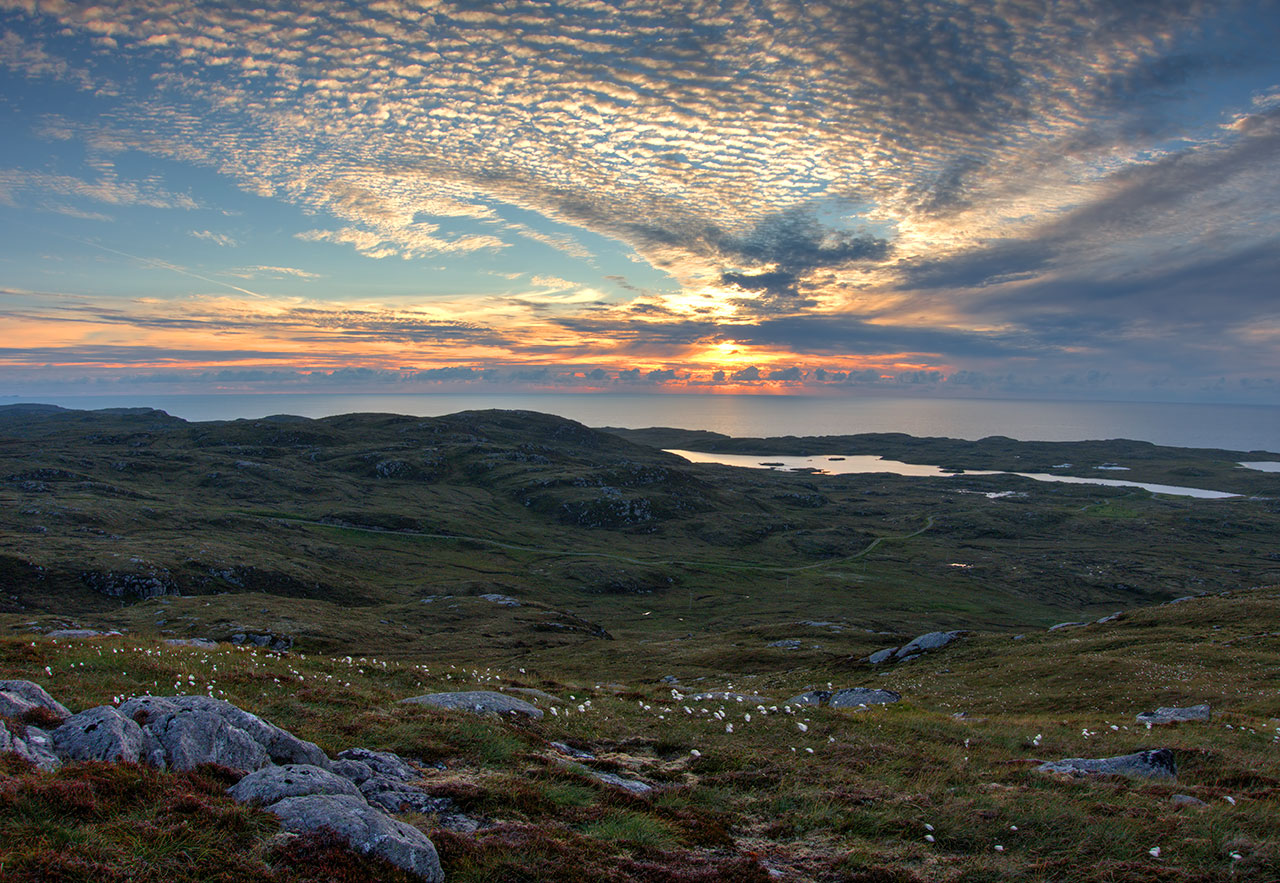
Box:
[1,1,1279,398]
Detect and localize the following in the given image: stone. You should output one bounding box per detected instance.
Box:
[1172,794,1208,807]
[336,748,417,782]
[782,691,830,707]
[144,708,271,772]
[229,764,363,805]
[828,687,901,708]
[0,723,10,753]
[401,690,544,720]
[591,771,654,795]
[331,758,376,785]
[17,726,61,771]
[165,638,219,648]
[1048,621,1087,631]
[1037,748,1176,780]
[360,774,453,814]
[268,794,443,882]
[1095,613,1124,624]
[47,629,121,640]
[549,741,595,760]
[0,680,72,721]
[124,695,329,768]
[1136,704,1211,725]
[895,631,961,658]
[867,647,897,665]
[51,705,144,763]
[767,639,802,650]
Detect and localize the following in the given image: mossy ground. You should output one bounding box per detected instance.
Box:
[3,587,1278,881]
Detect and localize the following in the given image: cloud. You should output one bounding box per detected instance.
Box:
[189,229,238,248]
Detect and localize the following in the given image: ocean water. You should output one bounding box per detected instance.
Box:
[6,392,1279,453]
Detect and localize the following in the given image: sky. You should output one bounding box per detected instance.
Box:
[1,0,1279,403]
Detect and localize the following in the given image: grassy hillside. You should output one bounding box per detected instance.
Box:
[2,587,1278,881]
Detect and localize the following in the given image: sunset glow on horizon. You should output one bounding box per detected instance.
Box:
[2,2,1279,403]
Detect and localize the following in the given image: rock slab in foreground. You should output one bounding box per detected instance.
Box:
[400,690,544,719]
[269,794,443,882]
[895,631,962,658]
[1136,704,1211,725]
[1037,748,1176,780]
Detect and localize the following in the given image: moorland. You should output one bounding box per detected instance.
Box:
[1,404,1278,881]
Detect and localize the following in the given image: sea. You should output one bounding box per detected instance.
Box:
[6,392,1278,453]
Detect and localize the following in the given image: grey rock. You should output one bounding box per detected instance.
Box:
[767,639,802,650]
[783,691,830,707]
[1037,748,1176,780]
[895,631,961,658]
[336,748,417,782]
[268,794,443,881]
[118,694,182,723]
[550,741,595,760]
[477,593,520,607]
[360,774,453,814]
[331,758,376,785]
[1172,794,1208,807]
[0,680,71,721]
[867,647,897,665]
[1136,704,1211,725]
[165,638,219,648]
[401,690,544,720]
[17,726,61,771]
[828,687,902,708]
[124,695,328,768]
[229,764,363,806]
[47,629,121,639]
[1096,613,1124,624]
[591,771,653,795]
[144,708,271,772]
[51,706,144,763]
[0,723,10,753]
[1048,621,1087,631]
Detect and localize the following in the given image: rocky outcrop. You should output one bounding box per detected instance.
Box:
[144,707,272,772]
[336,747,417,781]
[269,794,443,882]
[896,631,962,658]
[1136,704,1211,725]
[400,690,544,720]
[1037,748,1176,780]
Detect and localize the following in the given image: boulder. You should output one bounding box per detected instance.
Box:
[783,691,830,707]
[336,748,417,782]
[144,708,271,772]
[867,647,897,665]
[828,687,901,708]
[1048,621,1086,631]
[591,770,653,795]
[768,639,802,650]
[268,794,443,882]
[165,638,219,648]
[1136,704,1211,725]
[123,695,329,768]
[47,629,121,640]
[331,758,376,785]
[229,764,363,806]
[1037,748,1176,780]
[1172,794,1208,807]
[895,631,961,658]
[401,690,544,720]
[0,680,71,721]
[360,774,453,814]
[0,724,10,753]
[51,706,144,763]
